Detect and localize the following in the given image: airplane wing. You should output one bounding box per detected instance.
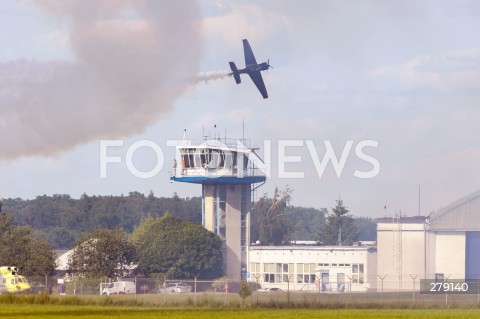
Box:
[248,71,268,99]
[243,39,257,66]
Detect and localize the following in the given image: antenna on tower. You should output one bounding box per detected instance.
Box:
[182,129,187,145]
[242,118,245,141]
[418,185,421,216]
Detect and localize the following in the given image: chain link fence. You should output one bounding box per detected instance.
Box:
[14,274,480,308]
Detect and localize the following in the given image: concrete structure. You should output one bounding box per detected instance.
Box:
[428,190,480,281]
[171,137,266,280]
[248,245,377,292]
[376,216,427,291]
[377,189,480,291]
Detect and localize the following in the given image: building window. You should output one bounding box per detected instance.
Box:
[351,263,364,284]
[249,262,260,280]
[264,274,275,283]
[263,263,293,283]
[264,263,275,283]
[297,263,316,283]
[276,263,294,283]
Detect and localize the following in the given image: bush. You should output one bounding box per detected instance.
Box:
[238,281,252,302]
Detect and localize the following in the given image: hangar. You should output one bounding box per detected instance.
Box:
[247,190,480,292]
[377,189,480,291]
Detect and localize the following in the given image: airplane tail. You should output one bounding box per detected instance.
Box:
[229,62,241,84]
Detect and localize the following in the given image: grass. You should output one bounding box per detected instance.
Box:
[1,305,480,319]
[1,293,480,318]
[2,292,480,309]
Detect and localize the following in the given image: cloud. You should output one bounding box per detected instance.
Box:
[0,0,202,160]
[202,3,292,47]
[370,49,480,95]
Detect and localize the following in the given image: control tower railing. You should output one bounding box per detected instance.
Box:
[171,138,266,181]
[169,166,264,178]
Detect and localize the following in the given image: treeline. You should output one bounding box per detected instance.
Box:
[1,192,201,249]
[1,192,376,249]
[250,188,377,246]
[284,206,376,242]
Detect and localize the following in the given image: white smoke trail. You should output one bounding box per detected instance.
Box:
[0,0,202,160]
[196,70,231,84]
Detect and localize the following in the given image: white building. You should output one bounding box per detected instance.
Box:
[377,189,480,291]
[247,245,377,292]
[376,216,427,291]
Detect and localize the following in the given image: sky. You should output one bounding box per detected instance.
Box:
[1,0,480,219]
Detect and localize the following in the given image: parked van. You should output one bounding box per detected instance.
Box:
[102,281,135,295]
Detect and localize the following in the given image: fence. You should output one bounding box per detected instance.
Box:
[16,274,480,308]
[28,275,232,296]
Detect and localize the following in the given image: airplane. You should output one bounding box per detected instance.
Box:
[229,39,272,99]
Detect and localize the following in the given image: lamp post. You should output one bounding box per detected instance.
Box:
[410,275,418,305]
[378,275,386,306]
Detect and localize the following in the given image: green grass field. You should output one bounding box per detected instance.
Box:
[1,305,480,319]
[2,293,480,318]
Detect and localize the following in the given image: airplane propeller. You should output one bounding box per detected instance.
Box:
[267,59,273,69]
[265,59,273,73]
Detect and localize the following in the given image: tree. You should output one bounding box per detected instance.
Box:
[134,215,223,279]
[354,217,377,241]
[67,228,137,278]
[1,193,203,249]
[0,213,56,277]
[0,214,31,268]
[24,238,57,284]
[318,199,356,246]
[238,280,252,305]
[132,215,156,245]
[286,206,327,241]
[251,187,293,245]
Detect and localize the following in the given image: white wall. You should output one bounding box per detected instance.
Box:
[434,232,466,279]
[425,231,438,278]
[377,222,426,291]
[377,221,468,291]
[248,246,376,292]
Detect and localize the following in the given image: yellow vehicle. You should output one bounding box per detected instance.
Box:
[0,266,31,293]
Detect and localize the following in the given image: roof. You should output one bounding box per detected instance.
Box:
[55,247,137,272]
[249,245,376,252]
[176,138,258,153]
[429,189,480,231]
[55,250,73,271]
[376,216,427,224]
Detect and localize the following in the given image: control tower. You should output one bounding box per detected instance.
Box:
[170,136,266,280]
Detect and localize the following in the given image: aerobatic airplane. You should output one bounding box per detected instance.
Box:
[228,39,272,99]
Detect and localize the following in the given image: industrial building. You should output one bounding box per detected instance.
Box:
[377,189,480,291]
[248,244,377,292]
[376,216,427,291]
[247,190,480,292]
